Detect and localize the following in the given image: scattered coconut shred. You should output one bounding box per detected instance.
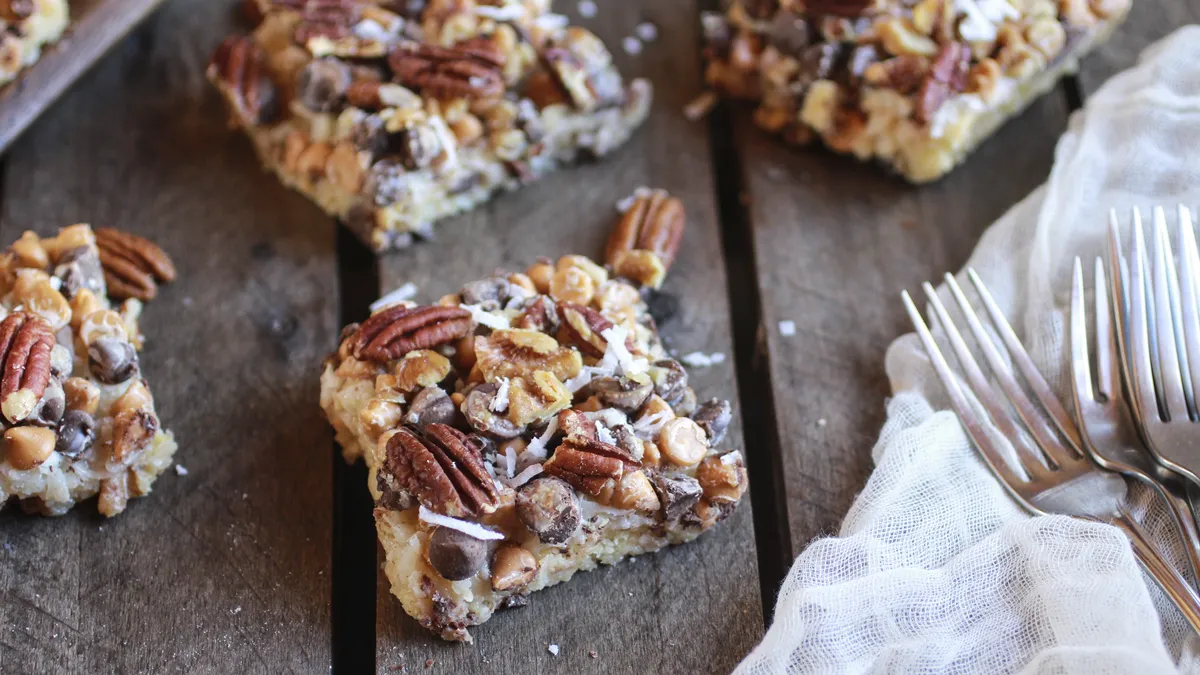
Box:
[370,282,418,312]
[680,351,727,368]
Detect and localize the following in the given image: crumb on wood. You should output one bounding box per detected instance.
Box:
[589,650,598,659]
[683,91,717,121]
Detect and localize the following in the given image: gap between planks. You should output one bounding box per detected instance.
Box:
[332,224,381,675]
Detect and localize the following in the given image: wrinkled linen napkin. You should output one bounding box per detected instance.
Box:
[735,26,1200,675]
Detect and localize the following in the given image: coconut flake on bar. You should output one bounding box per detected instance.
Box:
[524,416,559,460]
[600,325,648,376]
[370,282,418,312]
[461,303,511,330]
[504,444,517,479]
[418,506,505,541]
[509,463,543,487]
[632,409,673,440]
[491,377,511,413]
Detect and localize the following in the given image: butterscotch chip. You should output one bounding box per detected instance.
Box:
[320,250,746,643]
[0,225,177,517]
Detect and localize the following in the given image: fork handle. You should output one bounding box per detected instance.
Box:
[1113,513,1200,633]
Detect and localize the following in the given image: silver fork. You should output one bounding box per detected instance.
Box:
[1121,206,1200,484]
[1071,255,1200,585]
[902,269,1200,632]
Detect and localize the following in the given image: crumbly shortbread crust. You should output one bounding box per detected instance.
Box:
[0,0,69,86]
[320,205,746,641]
[0,225,177,517]
[704,0,1129,182]
[209,0,651,252]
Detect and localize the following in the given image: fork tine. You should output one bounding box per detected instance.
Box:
[920,282,1051,476]
[1109,210,1132,378]
[1130,210,1164,420]
[901,291,1031,498]
[1152,206,1190,419]
[1093,257,1119,402]
[1177,205,1200,418]
[1071,258,1096,405]
[962,269,1084,463]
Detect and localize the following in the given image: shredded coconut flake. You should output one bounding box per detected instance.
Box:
[596,425,616,446]
[634,22,658,42]
[525,417,559,460]
[683,90,718,121]
[474,4,524,20]
[418,506,505,540]
[622,36,642,55]
[680,351,726,368]
[564,369,595,393]
[174,464,189,476]
[548,644,560,656]
[370,282,418,312]
[509,463,543,487]
[632,409,672,440]
[779,320,796,337]
[461,303,511,330]
[504,445,517,479]
[353,18,397,42]
[721,450,744,466]
[491,377,511,413]
[577,0,597,17]
[600,325,648,376]
[534,13,569,30]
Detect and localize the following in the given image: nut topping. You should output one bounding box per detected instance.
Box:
[474,329,582,382]
[606,189,685,289]
[209,36,281,126]
[95,228,177,301]
[696,453,749,504]
[111,410,159,463]
[4,426,55,471]
[692,399,733,445]
[350,305,473,362]
[555,302,612,358]
[506,372,571,427]
[516,476,581,545]
[388,40,505,100]
[0,312,54,424]
[543,434,639,498]
[462,382,524,439]
[652,473,703,521]
[382,423,500,518]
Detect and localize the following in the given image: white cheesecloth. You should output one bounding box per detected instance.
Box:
[735,26,1200,675]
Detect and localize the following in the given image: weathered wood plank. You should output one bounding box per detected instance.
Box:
[0,0,169,154]
[1076,1,1200,95]
[372,1,765,672]
[739,89,1072,552]
[0,1,335,673]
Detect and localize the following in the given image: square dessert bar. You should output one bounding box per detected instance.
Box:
[208,0,652,252]
[0,225,178,517]
[319,189,747,641]
[704,0,1130,182]
[0,0,69,86]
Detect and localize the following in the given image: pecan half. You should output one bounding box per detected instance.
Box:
[0,312,54,424]
[805,0,873,17]
[606,189,685,288]
[95,228,176,301]
[293,0,361,44]
[541,28,622,111]
[556,302,612,358]
[915,42,971,124]
[209,36,281,126]
[383,423,500,518]
[0,0,34,22]
[473,329,582,382]
[111,410,159,463]
[388,40,505,100]
[515,295,560,333]
[350,305,473,362]
[543,434,640,498]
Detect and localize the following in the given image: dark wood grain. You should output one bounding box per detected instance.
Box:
[0,1,336,673]
[736,88,1072,552]
[371,1,765,672]
[1076,1,1200,95]
[0,0,169,155]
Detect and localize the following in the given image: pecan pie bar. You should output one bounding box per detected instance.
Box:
[320,189,747,641]
[0,225,178,517]
[0,0,69,86]
[704,0,1129,182]
[208,0,652,252]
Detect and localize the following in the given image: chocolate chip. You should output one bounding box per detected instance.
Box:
[28,382,65,428]
[405,386,456,427]
[769,10,810,56]
[350,115,389,159]
[692,399,733,445]
[426,526,488,581]
[516,477,581,545]
[650,359,688,405]
[463,383,523,439]
[88,338,138,385]
[367,160,412,206]
[395,124,444,171]
[460,277,518,310]
[652,473,703,521]
[585,376,653,413]
[499,594,529,609]
[376,470,415,511]
[297,58,352,112]
[55,410,96,458]
[54,246,106,299]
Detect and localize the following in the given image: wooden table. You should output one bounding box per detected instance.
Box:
[0,0,1193,672]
